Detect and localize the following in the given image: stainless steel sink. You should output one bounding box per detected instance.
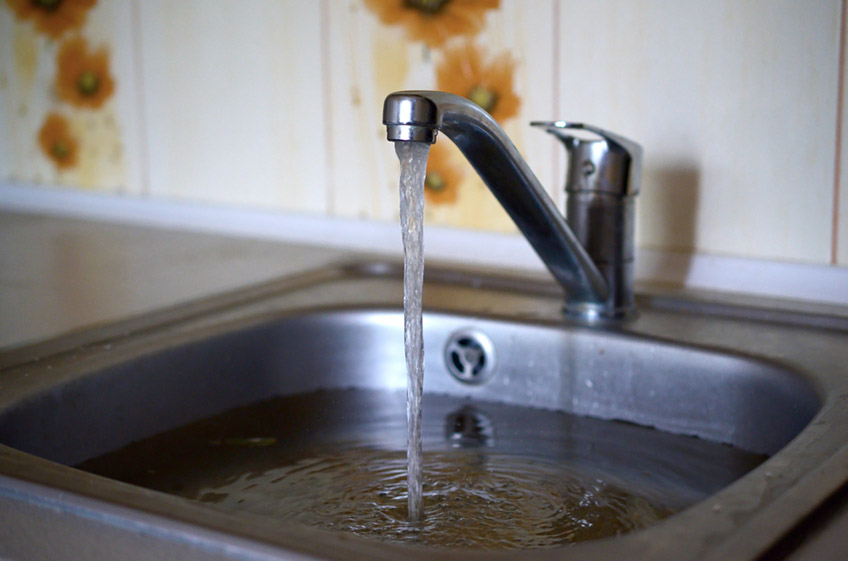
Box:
[1,261,847,560]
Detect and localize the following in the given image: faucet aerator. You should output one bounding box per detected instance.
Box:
[386,124,438,144]
[383,94,439,143]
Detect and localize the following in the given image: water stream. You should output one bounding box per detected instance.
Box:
[395,141,430,523]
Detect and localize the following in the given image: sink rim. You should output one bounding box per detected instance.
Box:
[1,260,848,561]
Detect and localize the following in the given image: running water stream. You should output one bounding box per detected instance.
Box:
[395,141,430,523]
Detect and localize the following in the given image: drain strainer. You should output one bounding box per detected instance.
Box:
[444,329,496,385]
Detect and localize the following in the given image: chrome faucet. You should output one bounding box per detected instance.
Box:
[382,91,642,320]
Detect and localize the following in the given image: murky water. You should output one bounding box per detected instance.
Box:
[395,141,430,522]
[193,447,672,549]
[77,389,767,550]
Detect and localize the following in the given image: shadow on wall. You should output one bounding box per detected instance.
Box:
[638,165,701,286]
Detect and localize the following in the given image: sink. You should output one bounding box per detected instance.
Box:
[1,261,847,560]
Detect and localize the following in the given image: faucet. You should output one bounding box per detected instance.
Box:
[382,91,642,320]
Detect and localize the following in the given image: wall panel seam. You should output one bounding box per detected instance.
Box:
[130,0,150,198]
[834,0,846,264]
[551,0,562,206]
[320,0,335,216]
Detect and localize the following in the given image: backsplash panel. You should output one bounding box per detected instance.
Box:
[138,0,328,211]
[555,0,840,264]
[0,0,845,267]
[327,0,554,232]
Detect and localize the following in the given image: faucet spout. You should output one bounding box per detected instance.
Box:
[383,91,612,317]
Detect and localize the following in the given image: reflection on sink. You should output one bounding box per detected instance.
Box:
[0,309,816,465]
[0,262,845,560]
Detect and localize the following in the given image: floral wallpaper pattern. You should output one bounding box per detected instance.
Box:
[364,0,499,48]
[54,35,114,109]
[421,141,462,205]
[0,0,844,265]
[4,0,115,175]
[435,41,519,124]
[5,0,95,39]
[364,0,521,212]
[37,111,78,169]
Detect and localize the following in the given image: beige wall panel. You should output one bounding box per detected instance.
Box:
[139,0,327,212]
[326,0,421,223]
[557,0,840,264]
[328,0,555,233]
[0,0,142,193]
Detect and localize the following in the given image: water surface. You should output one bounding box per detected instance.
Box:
[77,389,767,550]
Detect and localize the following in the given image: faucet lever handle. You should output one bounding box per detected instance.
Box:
[531,121,642,197]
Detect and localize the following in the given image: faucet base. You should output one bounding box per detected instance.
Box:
[563,301,637,323]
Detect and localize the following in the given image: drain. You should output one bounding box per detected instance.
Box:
[444,329,496,385]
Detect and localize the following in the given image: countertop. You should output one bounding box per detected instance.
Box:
[0,210,349,352]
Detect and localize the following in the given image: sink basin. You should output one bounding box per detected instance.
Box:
[1,261,847,560]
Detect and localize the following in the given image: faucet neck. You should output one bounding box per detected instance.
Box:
[383,91,641,321]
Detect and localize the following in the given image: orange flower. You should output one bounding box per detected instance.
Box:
[424,141,464,205]
[54,36,115,108]
[38,112,79,170]
[364,0,499,48]
[4,0,97,40]
[436,42,519,124]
